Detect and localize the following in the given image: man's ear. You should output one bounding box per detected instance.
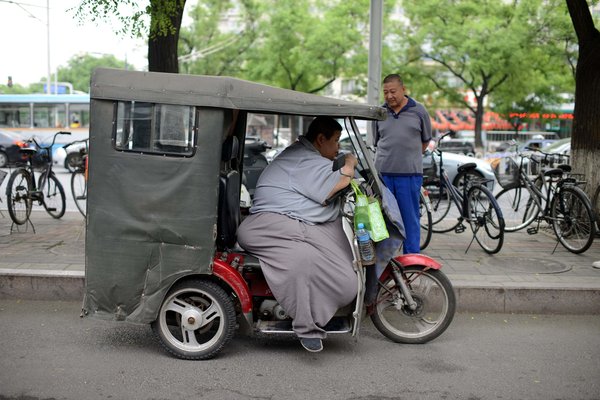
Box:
[316,133,326,145]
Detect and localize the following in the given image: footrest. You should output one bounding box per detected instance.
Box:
[455,224,466,233]
[46,207,57,212]
[527,227,538,235]
[256,317,352,334]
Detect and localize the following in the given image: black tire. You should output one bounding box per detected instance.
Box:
[38,172,66,219]
[453,169,483,193]
[419,191,432,250]
[6,169,32,225]
[71,170,87,217]
[0,151,8,168]
[427,182,459,233]
[152,280,236,360]
[495,185,540,232]
[551,186,595,254]
[371,266,456,344]
[467,184,505,254]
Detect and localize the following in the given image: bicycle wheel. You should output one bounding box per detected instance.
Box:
[419,191,432,250]
[426,182,459,233]
[551,186,595,254]
[6,169,32,225]
[467,184,505,254]
[38,171,66,219]
[71,169,87,217]
[495,185,540,232]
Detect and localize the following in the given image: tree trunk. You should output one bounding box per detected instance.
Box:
[474,96,485,150]
[147,0,186,73]
[566,0,600,202]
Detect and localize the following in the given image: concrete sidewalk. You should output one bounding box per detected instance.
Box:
[1,210,599,313]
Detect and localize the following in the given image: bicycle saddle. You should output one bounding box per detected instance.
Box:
[543,168,564,178]
[457,162,477,174]
[18,147,37,155]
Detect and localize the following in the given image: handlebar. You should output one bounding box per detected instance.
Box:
[30,131,71,150]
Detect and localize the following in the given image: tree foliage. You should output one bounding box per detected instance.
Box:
[55,54,127,93]
[74,0,186,73]
[178,0,259,76]
[400,0,576,147]
[178,0,373,95]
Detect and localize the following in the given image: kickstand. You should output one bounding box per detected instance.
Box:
[551,236,561,254]
[465,228,476,254]
[10,218,36,234]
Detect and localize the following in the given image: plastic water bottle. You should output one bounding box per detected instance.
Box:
[356,223,376,266]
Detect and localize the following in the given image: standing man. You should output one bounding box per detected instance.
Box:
[374,74,432,254]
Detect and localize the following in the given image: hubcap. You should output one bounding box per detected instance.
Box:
[181,308,204,330]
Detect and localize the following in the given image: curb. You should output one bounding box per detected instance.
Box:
[1,269,599,314]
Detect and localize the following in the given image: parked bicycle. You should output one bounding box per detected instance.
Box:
[494,147,595,253]
[64,139,89,217]
[5,131,70,225]
[423,131,505,254]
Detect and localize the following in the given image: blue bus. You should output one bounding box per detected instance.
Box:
[0,93,90,130]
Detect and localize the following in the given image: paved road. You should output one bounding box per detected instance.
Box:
[1,300,599,400]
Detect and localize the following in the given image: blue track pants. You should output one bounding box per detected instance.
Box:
[381,175,422,254]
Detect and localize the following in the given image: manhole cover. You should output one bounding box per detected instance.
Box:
[483,256,572,274]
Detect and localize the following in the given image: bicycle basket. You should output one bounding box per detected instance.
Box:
[493,157,519,189]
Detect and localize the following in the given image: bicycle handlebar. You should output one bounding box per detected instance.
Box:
[30,131,71,150]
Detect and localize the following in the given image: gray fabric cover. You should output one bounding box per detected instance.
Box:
[236,212,358,339]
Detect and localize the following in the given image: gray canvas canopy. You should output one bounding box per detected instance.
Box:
[83,68,386,324]
[91,68,386,119]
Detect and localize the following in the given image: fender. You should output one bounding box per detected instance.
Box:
[212,259,253,315]
[379,253,442,282]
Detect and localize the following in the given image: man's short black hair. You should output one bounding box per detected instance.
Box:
[383,74,404,86]
[305,116,343,142]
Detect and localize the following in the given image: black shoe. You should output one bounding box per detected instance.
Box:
[300,338,323,353]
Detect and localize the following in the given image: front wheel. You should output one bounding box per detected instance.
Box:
[467,184,505,254]
[152,280,236,360]
[551,186,596,254]
[371,266,456,344]
[71,170,87,217]
[419,191,433,250]
[7,169,33,225]
[38,172,66,219]
[495,185,540,232]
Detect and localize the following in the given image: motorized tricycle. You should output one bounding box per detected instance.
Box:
[82,68,456,359]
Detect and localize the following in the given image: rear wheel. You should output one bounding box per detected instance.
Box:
[427,182,459,233]
[38,172,66,219]
[7,169,32,225]
[71,170,87,217]
[152,280,236,360]
[467,184,505,254]
[495,185,540,232]
[551,186,595,254]
[371,266,456,344]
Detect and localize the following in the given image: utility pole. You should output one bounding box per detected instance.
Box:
[366,0,383,147]
[46,0,51,94]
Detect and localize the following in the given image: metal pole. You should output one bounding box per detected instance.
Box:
[366,0,383,147]
[46,0,51,95]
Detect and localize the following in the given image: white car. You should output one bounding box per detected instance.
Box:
[54,140,88,172]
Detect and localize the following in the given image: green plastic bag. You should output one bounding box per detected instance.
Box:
[350,181,389,242]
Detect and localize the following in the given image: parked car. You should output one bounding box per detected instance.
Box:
[423,147,496,190]
[0,129,30,167]
[54,140,89,172]
[339,134,496,190]
[437,138,475,157]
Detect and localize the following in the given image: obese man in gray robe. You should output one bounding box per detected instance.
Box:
[237,116,358,353]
